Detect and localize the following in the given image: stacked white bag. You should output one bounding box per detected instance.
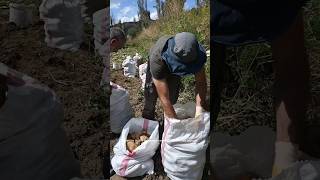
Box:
[80,0,107,23]
[112,118,160,177]
[9,3,34,28]
[79,0,90,23]
[270,161,320,180]
[138,62,147,90]
[122,56,137,78]
[110,82,133,134]
[162,102,210,180]
[39,0,84,52]
[93,8,108,54]
[92,8,109,86]
[133,53,142,63]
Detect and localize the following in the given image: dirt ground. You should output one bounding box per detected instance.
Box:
[0,9,108,178]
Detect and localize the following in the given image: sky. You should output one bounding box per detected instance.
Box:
[110,0,197,23]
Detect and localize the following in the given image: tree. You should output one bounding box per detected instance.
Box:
[162,0,185,17]
[111,13,115,25]
[154,0,163,18]
[137,0,150,27]
[196,0,200,7]
[196,0,207,7]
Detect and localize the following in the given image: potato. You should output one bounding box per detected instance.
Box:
[134,139,142,146]
[126,131,150,150]
[131,132,140,140]
[126,140,137,152]
[139,135,149,142]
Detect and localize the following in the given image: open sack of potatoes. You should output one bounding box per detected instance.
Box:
[111,118,159,177]
[162,102,210,180]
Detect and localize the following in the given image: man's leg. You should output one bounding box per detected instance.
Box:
[142,60,158,120]
[271,11,310,175]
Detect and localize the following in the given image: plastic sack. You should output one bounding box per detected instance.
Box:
[9,3,33,28]
[111,118,160,177]
[133,53,142,63]
[122,56,137,78]
[138,63,147,90]
[0,63,81,180]
[80,0,107,23]
[270,161,320,180]
[93,8,108,55]
[211,126,276,180]
[100,56,110,86]
[99,42,109,86]
[161,105,210,180]
[133,53,142,61]
[98,40,108,57]
[39,0,83,52]
[110,82,133,134]
[173,102,196,119]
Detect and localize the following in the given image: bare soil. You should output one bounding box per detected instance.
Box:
[0,10,108,178]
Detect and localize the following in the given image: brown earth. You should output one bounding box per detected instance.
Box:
[0,9,108,178]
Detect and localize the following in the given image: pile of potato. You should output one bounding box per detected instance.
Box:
[126,131,150,152]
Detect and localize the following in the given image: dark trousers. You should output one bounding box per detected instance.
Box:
[142,60,182,120]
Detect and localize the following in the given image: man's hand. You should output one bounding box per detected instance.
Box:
[152,78,177,119]
[195,67,208,111]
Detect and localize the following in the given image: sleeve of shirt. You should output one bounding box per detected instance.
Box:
[148,35,172,80]
[150,58,170,80]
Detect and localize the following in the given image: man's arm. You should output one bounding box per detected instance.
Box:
[152,78,177,118]
[195,67,208,111]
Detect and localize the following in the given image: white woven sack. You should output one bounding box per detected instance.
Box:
[9,3,33,28]
[100,56,110,86]
[93,8,108,51]
[0,63,80,180]
[39,0,83,51]
[271,161,320,180]
[211,126,276,180]
[138,63,147,90]
[122,57,137,78]
[111,118,160,177]
[161,109,210,180]
[110,83,133,134]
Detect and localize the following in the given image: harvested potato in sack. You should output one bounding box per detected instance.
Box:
[162,106,210,180]
[111,118,160,177]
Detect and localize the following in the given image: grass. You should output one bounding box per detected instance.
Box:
[128,3,210,56]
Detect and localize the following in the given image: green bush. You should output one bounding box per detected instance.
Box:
[127,27,141,38]
[129,3,210,55]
